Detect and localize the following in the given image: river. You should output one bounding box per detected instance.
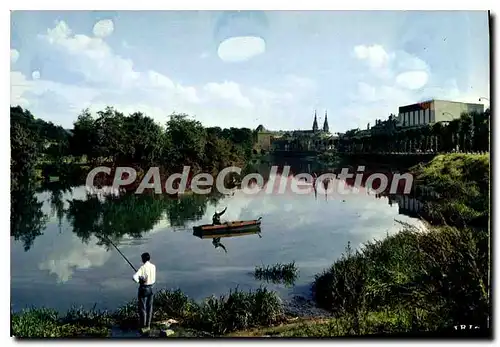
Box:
[10,159,424,313]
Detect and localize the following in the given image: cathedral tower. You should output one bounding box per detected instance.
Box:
[312,110,319,132]
[323,110,329,133]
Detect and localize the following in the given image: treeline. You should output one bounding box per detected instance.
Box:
[11,106,260,187]
[337,110,490,154]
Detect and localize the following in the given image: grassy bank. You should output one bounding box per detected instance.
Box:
[308,153,490,336]
[12,287,285,338]
[410,153,489,227]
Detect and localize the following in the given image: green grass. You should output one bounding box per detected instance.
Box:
[254,262,299,286]
[11,307,110,337]
[312,224,489,335]
[410,153,489,227]
[13,287,285,338]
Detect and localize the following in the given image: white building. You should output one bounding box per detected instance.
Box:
[397,99,485,127]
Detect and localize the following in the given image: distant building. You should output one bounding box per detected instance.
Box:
[270,111,335,152]
[397,99,484,127]
[255,128,281,152]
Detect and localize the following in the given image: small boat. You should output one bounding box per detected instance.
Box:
[192,217,262,235]
[193,227,261,239]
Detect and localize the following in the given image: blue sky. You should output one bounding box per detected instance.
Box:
[10,11,490,132]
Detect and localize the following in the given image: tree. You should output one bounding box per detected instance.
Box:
[165,113,207,171]
[204,134,233,174]
[447,119,461,152]
[95,106,127,163]
[11,123,40,190]
[69,109,98,162]
[432,122,444,152]
[122,112,165,166]
[459,113,473,153]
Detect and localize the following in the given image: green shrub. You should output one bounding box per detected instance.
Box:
[11,308,109,338]
[187,287,284,335]
[312,224,490,334]
[112,300,138,330]
[153,288,197,321]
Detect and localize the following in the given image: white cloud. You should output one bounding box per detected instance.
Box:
[31,70,41,80]
[284,74,317,93]
[122,40,134,49]
[10,71,32,107]
[346,43,438,129]
[39,20,139,88]
[10,49,19,64]
[354,44,392,69]
[93,19,114,38]
[396,70,429,90]
[217,36,266,62]
[38,235,112,283]
[204,81,253,109]
[147,70,175,89]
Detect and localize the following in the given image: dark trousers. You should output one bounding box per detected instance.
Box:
[138,285,154,328]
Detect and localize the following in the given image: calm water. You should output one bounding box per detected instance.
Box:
[11,161,424,313]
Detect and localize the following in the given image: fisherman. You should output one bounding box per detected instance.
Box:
[212,237,228,253]
[133,252,156,334]
[212,207,227,225]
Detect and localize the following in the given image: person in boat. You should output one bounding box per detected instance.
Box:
[133,252,156,334]
[212,207,227,225]
[212,237,227,253]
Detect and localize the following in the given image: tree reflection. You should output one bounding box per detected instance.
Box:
[66,193,169,245]
[165,193,223,227]
[10,183,47,251]
[65,189,226,246]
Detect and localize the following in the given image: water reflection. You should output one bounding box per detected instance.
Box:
[11,183,47,251]
[193,225,262,254]
[11,160,429,312]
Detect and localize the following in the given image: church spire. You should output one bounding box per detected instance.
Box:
[312,110,319,132]
[323,110,329,133]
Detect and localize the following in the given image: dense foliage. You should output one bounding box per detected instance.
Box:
[12,287,285,338]
[411,153,489,227]
[11,106,258,185]
[312,225,489,335]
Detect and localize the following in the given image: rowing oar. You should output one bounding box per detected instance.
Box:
[102,235,137,272]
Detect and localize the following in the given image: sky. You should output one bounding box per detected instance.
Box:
[10,10,490,132]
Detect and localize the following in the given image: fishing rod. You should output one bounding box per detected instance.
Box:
[102,235,137,272]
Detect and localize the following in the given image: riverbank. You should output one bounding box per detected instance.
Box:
[311,153,490,336]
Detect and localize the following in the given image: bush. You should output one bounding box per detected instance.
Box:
[312,224,490,334]
[112,300,138,330]
[153,289,197,321]
[62,305,113,327]
[11,308,109,338]
[188,287,285,335]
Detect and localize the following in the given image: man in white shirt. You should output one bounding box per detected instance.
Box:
[133,252,156,332]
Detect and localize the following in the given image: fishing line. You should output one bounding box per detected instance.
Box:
[102,235,138,272]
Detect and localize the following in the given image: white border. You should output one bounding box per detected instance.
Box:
[3,1,498,347]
